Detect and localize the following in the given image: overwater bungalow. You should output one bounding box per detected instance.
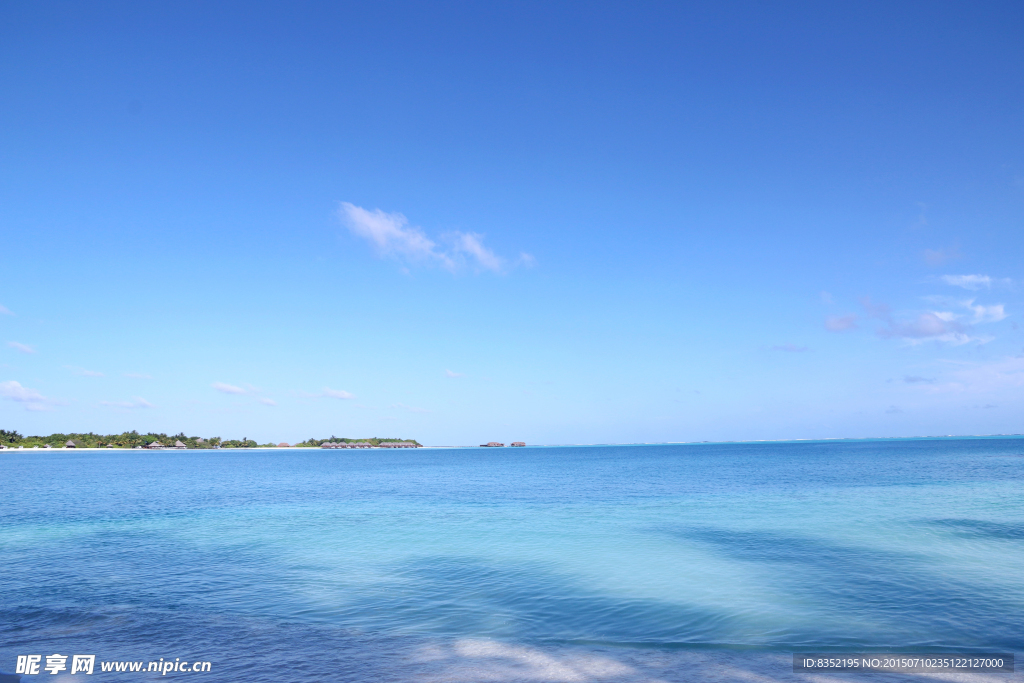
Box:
[511,442,526,447]
[481,442,504,447]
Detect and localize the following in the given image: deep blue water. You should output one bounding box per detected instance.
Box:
[2,439,1023,680]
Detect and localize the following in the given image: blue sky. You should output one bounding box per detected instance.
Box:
[2,1,1023,445]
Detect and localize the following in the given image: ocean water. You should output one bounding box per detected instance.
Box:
[2,439,1023,681]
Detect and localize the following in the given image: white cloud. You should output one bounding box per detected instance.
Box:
[941,274,992,290]
[212,382,246,395]
[862,296,1005,345]
[7,341,35,354]
[339,202,449,266]
[339,202,525,274]
[0,304,12,315]
[259,397,277,406]
[881,312,972,345]
[101,397,154,409]
[824,314,857,332]
[453,232,503,272]
[445,369,464,378]
[322,388,354,399]
[923,246,961,266]
[922,296,1007,325]
[967,302,1006,324]
[1,380,49,411]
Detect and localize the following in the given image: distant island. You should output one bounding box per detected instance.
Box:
[0,430,421,450]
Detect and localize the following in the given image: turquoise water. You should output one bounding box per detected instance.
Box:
[2,439,1023,679]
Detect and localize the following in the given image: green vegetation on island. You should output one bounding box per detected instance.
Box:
[0,430,421,449]
[294,437,422,447]
[1,430,267,449]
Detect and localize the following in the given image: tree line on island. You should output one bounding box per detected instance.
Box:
[0,430,421,449]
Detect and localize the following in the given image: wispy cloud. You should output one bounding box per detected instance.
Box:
[339,202,449,265]
[445,369,464,378]
[928,355,1024,394]
[911,202,928,229]
[922,295,1007,322]
[7,341,35,354]
[941,274,993,290]
[338,202,521,274]
[259,397,277,406]
[903,375,934,384]
[966,301,1006,324]
[924,246,961,266]
[212,382,246,395]
[861,296,1004,345]
[772,344,809,353]
[101,397,154,409]
[824,314,858,332]
[1,380,51,411]
[452,232,502,272]
[294,387,356,400]
[0,304,12,316]
[124,372,153,379]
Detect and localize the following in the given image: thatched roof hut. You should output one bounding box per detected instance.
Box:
[65,440,76,448]
[174,440,187,449]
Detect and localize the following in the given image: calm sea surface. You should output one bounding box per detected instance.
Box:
[2,439,1023,680]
